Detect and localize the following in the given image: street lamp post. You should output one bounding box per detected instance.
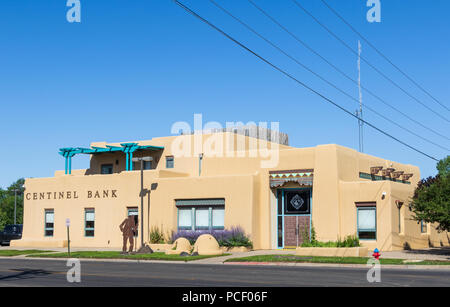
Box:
[14,190,17,225]
[131,156,153,251]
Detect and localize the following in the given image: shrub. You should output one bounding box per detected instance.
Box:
[336,235,360,247]
[301,223,318,246]
[165,229,174,244]
[301,224,310,245]
[301,234,360,248]
[172,226,253,248]
[310,222,317,243]
[149,225,166,244]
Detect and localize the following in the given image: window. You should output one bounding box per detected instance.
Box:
[132,161,152,170]
[212,208,225,230]
[277,190,283,248]
[101,164,113,174]
[45,210,54,237]
[195,208,209,230]
[396,201,404,234]
[357,207,377,240]
[127,207,139,237]
[176,199,225,231]
[85,209,95,237]
[144,161,152,170]
[284,190,311,215]
[178,208,193,230]
[166,156,174,169]
[421,220,428,234]
[128,207,138,217]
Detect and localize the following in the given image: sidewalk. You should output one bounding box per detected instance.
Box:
[381,247,450,262]
[191,248,450,265]
[192,249,296,264]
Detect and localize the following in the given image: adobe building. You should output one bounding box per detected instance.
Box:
[13,129,449,251]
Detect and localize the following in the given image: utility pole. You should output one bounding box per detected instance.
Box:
[14,190,17,224]
[357,40,364,153]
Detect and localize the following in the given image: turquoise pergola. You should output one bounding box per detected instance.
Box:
[59,143,164,175]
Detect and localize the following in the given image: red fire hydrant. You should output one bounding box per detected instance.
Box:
[372,248,381,260]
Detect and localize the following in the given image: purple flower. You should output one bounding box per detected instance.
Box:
[171,226,252,247]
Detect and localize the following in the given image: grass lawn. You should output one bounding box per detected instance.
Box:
[225,255,450,266]
[27,251,228,262]
[0,250,54,257]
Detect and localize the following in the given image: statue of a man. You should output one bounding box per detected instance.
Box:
[119,215,136,253]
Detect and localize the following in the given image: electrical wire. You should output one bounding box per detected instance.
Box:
[320,0,450,113]
[208,0,449,151]
[172,0,440,161]
[290,0,450,124]
[246,0,450,142]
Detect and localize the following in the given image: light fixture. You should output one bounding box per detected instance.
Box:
[402,173,413,181]
[370,166,383,175]
[132,156,153,163]
[392,171,404,179]
[382,168,395,176]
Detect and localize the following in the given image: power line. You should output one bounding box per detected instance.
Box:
[173,0,440,162]
[320,0,450,113]
[246,0,450,142]
[290,0,450,124]
[207,0,449,152]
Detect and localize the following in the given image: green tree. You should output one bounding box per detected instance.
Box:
[410,156,450,232]
[0,178,25,230]
[437,156,450,177]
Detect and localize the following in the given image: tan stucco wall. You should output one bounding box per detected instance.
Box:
[14,133,449,251]
[17,171,258,248]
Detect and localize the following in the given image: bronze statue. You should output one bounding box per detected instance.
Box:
[119,215,136,253]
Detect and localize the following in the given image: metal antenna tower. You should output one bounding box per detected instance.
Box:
[357,40,364,152]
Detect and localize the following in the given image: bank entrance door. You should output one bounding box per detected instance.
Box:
[276,188,311,249]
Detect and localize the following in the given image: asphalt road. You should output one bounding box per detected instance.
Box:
[0,258,448,287]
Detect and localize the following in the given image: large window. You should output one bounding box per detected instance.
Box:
[212,207,225,230]
[357,207,377,240]
[45,210,54,237]
[176,199,225,231]
[101,164,113,174]
[178,208,193,230]
[195,208,209,230]
[85,209,95,237]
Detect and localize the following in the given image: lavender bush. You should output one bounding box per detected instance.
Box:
[172,226,252,248]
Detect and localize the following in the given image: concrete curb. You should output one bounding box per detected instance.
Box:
[224,261,450,270]
[1,256,449,270]
[4,256,199,265]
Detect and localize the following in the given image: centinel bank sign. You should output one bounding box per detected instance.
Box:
[25,190,118,201]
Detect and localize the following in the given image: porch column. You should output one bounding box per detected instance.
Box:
[64,155,68,175]
[125,152,129,171]
[129,152,134,170]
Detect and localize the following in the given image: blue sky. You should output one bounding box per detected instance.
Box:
[0,0,448,188]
